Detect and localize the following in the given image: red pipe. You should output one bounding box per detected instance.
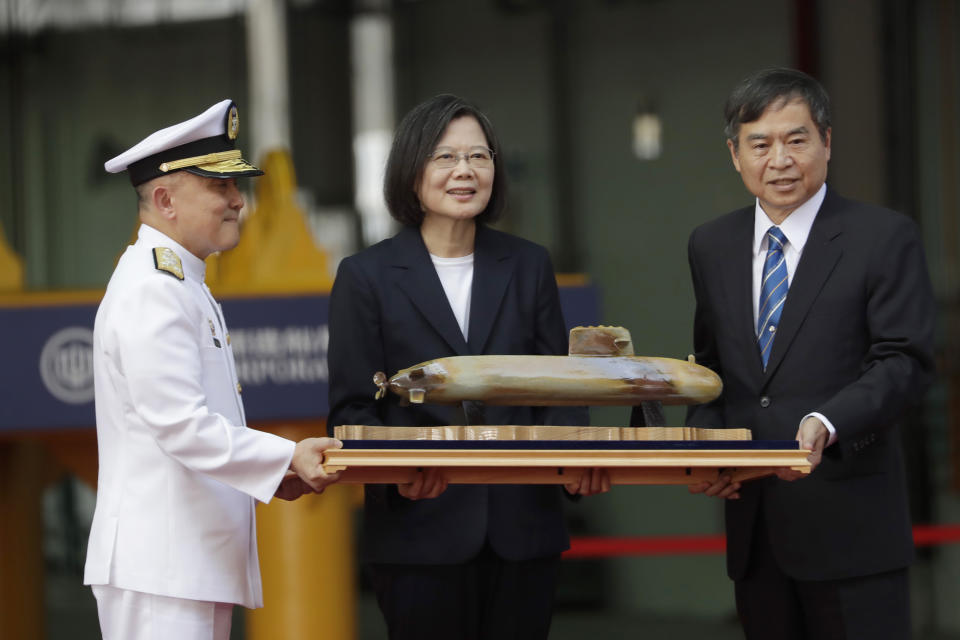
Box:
[565,524,960,558]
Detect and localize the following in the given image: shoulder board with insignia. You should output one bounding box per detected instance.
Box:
[153,247,184,280]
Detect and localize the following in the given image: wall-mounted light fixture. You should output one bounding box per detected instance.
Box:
[632,98,662,160]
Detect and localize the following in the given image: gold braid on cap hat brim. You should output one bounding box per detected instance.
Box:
[159,149,243,173]
[191,157,260,174]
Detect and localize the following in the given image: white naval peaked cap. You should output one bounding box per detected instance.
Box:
[104,99,263,186]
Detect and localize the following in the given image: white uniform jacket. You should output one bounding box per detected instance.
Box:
[83,224,296,608]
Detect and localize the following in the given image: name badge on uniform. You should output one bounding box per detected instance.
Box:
[209,319,221,348]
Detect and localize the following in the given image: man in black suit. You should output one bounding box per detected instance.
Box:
[686,68,935,639]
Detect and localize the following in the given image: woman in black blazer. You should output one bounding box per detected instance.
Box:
[327,95,607,640]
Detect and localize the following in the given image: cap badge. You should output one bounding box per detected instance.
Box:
[226,105,239,140]
[152,247,184,280]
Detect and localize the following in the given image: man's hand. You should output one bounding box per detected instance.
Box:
[689,473,741,500]
[565,468,612,496]
[275,470,316,501]
[397,467,448,500]
[777,415,828,481]
[290,436,343,493]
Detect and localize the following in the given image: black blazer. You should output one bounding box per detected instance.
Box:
[328,224,587,564]
[686,188,935,581]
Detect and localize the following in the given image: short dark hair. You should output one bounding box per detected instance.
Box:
[724,68,831,150]
[384,94,506,226]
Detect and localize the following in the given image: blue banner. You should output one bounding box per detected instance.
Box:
[0,286,599,431]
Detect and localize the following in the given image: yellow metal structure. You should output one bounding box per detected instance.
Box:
[247,423,357,640]
[0,219,24,292]
[0,442,48,639]
[207,149,334,295]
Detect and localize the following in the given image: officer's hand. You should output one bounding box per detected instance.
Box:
[565,468,612,496]
[777,416,828,481]
[397,467,448,500]
[290,437,342,493]
[689,473,741,500]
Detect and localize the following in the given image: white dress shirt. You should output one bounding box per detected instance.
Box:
[751,184,837,445]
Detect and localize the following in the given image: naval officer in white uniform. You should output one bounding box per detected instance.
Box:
[84,99,341,640]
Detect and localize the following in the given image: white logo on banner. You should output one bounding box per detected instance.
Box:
[39,327,95,404]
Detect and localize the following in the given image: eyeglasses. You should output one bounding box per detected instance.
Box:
[428,146,495,169]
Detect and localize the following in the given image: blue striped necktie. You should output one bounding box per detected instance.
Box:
[758,226,789,369]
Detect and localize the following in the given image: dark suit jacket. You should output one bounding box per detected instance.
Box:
[328,224,587,565]
[686,188,935,582]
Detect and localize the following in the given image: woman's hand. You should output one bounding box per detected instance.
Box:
[564,468,612,496]
[397,467,449,500]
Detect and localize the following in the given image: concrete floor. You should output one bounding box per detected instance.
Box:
[42,569,960,640]
[44,569,745,640]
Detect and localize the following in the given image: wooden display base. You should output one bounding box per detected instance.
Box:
[334,425,752,442]
[324,426,811,485]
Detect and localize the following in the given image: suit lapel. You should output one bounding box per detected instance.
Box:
[468,225,514,354]
[762,191,844,383]
[390,226,470,356]
[730,211,762,373]
[718,210,765,383]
